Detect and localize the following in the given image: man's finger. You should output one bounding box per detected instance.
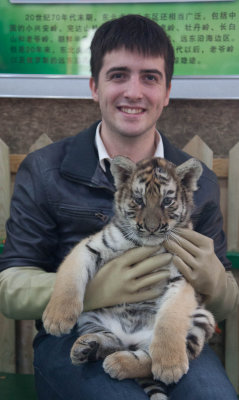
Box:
[119,246,162,266]
[130,253,172,278]
[135,270,170,290]
[173,255,194,281]
[176,228,209,247]
[164,237,199,258]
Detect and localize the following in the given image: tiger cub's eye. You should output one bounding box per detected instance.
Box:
[134,196,144,207]
[162,197,173,207]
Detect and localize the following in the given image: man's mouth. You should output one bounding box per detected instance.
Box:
[119,107,145,115]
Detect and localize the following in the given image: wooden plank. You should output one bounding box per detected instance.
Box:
[0,139,10,236]
[10,153,229,179]
[0,314,16,373]
[218,178,228,235]
[16,321,37,374]
[10,155,26,174]
[9,132,53,175]
[213,158,228,178]
[29,133,52,153]
[0,139,15,373]
[227,142,239,251]
[225,142,239,393]
[225,270,239,394]
[183,135,213,169]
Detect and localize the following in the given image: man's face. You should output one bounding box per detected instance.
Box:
[90,48,171,141]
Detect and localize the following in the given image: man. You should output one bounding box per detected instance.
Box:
[0,14,238,400]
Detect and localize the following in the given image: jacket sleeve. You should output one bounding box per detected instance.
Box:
[0,266,56,320]
[0,154,59,319]
[0,153,59,272]
[207,271,238,322]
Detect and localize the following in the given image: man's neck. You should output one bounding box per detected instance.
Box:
[100,127,158,163]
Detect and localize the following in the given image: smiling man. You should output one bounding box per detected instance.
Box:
[0,14,238,400]
[90,49,170,162]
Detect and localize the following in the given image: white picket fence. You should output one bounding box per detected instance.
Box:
[0,134,238,393]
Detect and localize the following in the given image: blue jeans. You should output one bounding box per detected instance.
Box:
[33,327,238,400]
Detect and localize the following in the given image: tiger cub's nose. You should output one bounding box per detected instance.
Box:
[145,220,168,233]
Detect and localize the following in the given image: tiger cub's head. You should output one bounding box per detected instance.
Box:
[110,156,202,246]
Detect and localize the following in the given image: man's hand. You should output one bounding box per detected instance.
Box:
[163,228,227,303]
[83,247,172,311]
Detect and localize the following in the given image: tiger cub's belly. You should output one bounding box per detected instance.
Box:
[78,300,160,349]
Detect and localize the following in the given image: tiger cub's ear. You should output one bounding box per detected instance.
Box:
[110,156,136,188]
[176,158,203,192]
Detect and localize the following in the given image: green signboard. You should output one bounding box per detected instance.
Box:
[0,0,238,76]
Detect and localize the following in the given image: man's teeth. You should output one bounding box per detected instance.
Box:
[121,107,143,114]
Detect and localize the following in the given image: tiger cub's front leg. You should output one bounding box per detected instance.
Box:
[43,239,94,336]
[150,279,198,385]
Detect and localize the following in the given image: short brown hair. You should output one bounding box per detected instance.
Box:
[90,14,174,88]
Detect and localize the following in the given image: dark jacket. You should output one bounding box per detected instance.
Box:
[0,121,231,272]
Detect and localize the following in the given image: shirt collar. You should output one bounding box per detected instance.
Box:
[95,122,164,171]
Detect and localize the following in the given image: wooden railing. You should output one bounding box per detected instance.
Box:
[0,134,238,393]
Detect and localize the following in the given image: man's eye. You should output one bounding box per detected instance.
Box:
[147,75,156,80]
[111,73,125,80]
[144,74,157,83]
[113,73,122,78]
[162,197,173,207]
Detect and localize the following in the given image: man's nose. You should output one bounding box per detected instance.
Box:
[124,76,143,100]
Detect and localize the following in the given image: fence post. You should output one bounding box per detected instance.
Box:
[0,139,11,236]
[28,133,53,153]
[227,142,239,252]
[0,138,16,373]
[225,141,239,393]
[183,135,213,169]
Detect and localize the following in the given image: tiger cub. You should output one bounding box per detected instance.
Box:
[43,156,215,400]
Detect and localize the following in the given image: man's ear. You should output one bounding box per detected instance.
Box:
[164,82,171,107]
[89,77,99,102]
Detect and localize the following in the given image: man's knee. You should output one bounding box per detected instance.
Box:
[169,345,237,400]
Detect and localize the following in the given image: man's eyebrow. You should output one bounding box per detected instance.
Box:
[105,67,163,78]
[141,69,163,78]
[106,67,130,76]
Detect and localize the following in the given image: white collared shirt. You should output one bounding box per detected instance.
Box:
[95,122,164,172]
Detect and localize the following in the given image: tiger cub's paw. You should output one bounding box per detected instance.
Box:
[70,334,100,365]
[150,341,189,385]
[43,298,83,337]
[104,349,152,380]
[103,351,136,380]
